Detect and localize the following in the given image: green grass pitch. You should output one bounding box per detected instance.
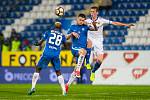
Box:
[0,84,150,100]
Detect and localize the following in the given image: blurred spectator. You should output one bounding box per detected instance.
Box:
[2,38,11,51]
[99,0,112,12]
[10,28,18,41]
[0,32,4,51]
[11,34,21,51]
[0,32,4,66]
[22,39,32,51]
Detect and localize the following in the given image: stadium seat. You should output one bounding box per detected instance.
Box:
[0,0,41,32]
[109,46,117,50]
[123,45,131,50]
[124,37,133,45]
[116,45,124,50]
[139,37,147,45]
[131,45,138,50]
[132,37,140,45]
[145,45,150,50]
[142,30,149,37]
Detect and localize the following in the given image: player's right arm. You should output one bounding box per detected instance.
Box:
[66,25,79,39]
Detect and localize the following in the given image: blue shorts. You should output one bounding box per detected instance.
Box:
[37,55,61,71]
[71,46,87,65]
[71,46,87,57]
[71,46,82,57]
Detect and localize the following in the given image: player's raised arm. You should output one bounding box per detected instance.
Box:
[112,22,134,28]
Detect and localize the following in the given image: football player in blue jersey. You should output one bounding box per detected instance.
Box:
[65,14,95,93]
[28,22,67,96]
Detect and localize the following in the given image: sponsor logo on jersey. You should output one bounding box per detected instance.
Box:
[101,68,116,79]
[132,68,148,79]
[82,28,85,31]
[123,52,139,63]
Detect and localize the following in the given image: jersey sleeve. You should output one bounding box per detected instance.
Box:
[67,25,73,34]
[42,31,48,40]
[101,18,113,25]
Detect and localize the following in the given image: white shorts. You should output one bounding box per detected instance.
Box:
[88,38,104,56]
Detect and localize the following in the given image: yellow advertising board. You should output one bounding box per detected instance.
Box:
[2,51,74,67]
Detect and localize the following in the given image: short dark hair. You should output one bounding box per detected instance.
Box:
[78,13,86,18]
[90,6,99,12]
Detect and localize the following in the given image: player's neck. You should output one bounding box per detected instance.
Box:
[91,16,98,21]
[54,28,61,31]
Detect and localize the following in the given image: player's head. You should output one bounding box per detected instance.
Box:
[76,13,86,25]
[90,6,99,18]
[54,22,62,29]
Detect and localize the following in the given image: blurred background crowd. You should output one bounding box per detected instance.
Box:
[0,0,150,52]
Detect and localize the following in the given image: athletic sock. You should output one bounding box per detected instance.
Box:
[92,61,102,73]
[67,72,76,86]
[86,48,91,64]
[76,55,85,71]
[58,75,66,93]
[31,72,39,89]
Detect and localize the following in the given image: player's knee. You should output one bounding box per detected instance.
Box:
[97,54,104,62]
[87,39,92,48]
[55,70,61,76]
[73,57,77,63]
[79,48,87,55]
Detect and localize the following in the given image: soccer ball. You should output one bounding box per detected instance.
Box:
[55,7,64,17]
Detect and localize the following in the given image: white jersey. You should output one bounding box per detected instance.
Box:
[85,17,112,41]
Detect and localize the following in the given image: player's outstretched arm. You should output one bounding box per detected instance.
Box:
[112,22,134,28]
[34,39,44,46]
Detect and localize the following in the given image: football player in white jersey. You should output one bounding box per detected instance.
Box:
[85,6,134,81]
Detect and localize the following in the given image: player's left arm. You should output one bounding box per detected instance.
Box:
[111,22,134,28]
[101,18,134,28]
